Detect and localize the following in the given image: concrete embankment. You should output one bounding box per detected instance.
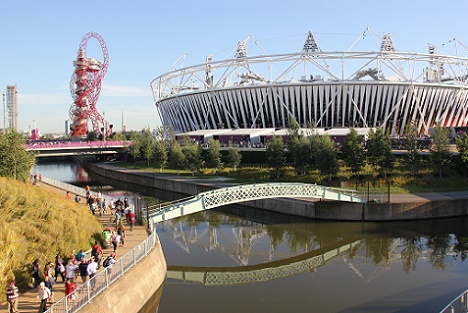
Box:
[79,239,166,313]
[79,159,468,221]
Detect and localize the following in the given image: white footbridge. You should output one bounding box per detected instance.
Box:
[147,183,365,224]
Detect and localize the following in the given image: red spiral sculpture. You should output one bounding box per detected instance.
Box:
[69,32,109,137]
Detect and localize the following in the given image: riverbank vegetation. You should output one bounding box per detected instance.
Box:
[122,125,468,194]
[0,177,103,301]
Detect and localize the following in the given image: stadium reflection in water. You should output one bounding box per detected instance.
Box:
[33,161,468,313]
[157,208,468,313]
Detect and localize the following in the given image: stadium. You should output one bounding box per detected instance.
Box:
[151,29,468,142]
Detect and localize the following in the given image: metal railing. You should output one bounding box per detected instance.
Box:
[45,231,157,313]
[439,289,468,313]
[37,175,156,312]
[39,176,141,219]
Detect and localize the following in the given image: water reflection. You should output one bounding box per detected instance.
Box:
[158,208,468,313]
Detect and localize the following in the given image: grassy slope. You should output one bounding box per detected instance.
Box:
[0,177,103,301]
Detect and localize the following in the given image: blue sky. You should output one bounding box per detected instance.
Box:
[1,0,468,134]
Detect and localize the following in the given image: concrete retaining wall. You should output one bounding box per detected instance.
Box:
[79,236,167,313]
[81,160,468,221]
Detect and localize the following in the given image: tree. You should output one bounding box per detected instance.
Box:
[287,118,311,176]
[169,141,186,174]
[341,128,366,189]
[430,126,451,178]
[128,132,142,162]
[183,140,203,175]
[225,143,242,171]
[86,131,98,141]
[140,128,155,165]
[455,133,468,176]
[402,123,423,177]
[0,130,36,181]
[204,139,223,173]
[315,135,339,181]
[153,140,168,173]
[366,128,394,201]
[266,136,286,178]
[288,135,310,175]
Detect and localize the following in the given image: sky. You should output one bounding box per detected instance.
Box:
[1,0,468,134]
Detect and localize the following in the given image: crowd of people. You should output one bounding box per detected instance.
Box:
[5,186,137,313]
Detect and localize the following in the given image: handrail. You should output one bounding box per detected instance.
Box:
[44,232,157,313]
[438,289,468,313]
[37,175,157,313]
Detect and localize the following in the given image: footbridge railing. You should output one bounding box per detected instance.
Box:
[147,183,366,224]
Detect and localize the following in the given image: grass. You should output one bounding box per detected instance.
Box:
[0,177,103,302]
[117,160,468,194]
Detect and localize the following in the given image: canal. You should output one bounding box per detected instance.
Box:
[34,160,468,313]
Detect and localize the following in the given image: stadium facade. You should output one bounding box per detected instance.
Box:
[151,30,468,137]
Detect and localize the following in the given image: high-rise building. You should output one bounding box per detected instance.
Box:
[6,85,17,131]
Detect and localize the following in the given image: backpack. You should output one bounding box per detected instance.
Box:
[103,256,112,268]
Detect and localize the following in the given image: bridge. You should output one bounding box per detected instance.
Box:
[147,182,366,224]
[25,140,131,157]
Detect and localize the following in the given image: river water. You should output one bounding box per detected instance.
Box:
[34,161,468,313]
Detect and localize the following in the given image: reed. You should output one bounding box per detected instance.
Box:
[0,177,103,301]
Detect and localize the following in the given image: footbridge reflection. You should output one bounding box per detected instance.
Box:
[149,183,365,224]
[166,238,361,286]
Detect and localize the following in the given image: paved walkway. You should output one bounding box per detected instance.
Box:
[0,182,150,313]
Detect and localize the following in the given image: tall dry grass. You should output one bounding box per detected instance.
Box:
[0,177,103,301]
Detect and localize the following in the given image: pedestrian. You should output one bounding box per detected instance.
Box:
[87,257,98,290]
[54,254,65,283]
[65,279,77,306]
[6,281,19,313]
[43,263,54,302]
[102,198,108,214]
[113,210,121,227]
[103,252,117,275]
[117,222,126,246]
[36,281,51,312]
[65,259,77,282]
[91,241,103,269]
[78,259,89,283]
[128,211,135,231]
[111,231,118,253]
[76,249,86,262]
[32,259,43,288]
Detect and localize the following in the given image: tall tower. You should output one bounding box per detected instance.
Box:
[6,85,17,131]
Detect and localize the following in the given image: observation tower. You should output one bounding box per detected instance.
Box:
[69,32,110,137]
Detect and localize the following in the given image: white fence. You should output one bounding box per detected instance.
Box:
[45,231,157,313]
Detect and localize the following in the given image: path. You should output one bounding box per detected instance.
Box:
[0,182,150,313]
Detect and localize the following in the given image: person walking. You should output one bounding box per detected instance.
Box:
[78,259,89,283]
[103,252,117,275]
[36,281,51,312]
[117,222,126,246]
[43,263,54,302]
[54,254,65,283]
[32,259,43,288]
[91,241,103,269]
[6,281,19,313]
[111,231,118,253]
[65,259,77,282]
[87,257,98,290]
